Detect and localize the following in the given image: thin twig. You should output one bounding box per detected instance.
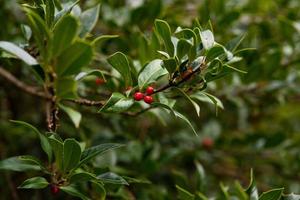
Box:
[0,67,50,99]
[65,98,105,106]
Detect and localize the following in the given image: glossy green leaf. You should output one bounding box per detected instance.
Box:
[80,4,100,37]
[245,169,259,200]
[107,52,132,87]
[259,188,284,200]
[155,19,174,56]
[220,182,231,200]
[92,35,119,46]
[99,92,124,111]
[191,92,223,115]
[75,70,106,81]
[18,177,49,189]
[19,155,48,172]
[200,30,214,50]
[79,143,124,166]
[23,7,50,56]
[21,24,32,41]
[60,185,90,200]
[45,0,55,27]
[175,87,201,117]
[0,41,38,65]
[174,110,197,135]
[48,134,63,170]
[97,172,128,185]
[52,15,78,58]
[0,156,41,172]
[11,120,52,162]
[177,39,192,60]
[56,40,93,76]
[163,58,177,74]
[138,59,168,90]
[206,45,226,62]
[55,77,78,99]
[63,138,82,172]
[59,104,82,128]
[70,171,97,183]
[91,181,106,200]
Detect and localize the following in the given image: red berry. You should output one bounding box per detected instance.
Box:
[146,86,154,95]
[95,78,105,85]
[134,92,144,101]
[144,95,153,104]
[50,185,60,195]
[202,137,214,149]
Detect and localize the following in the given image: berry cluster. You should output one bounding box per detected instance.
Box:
[133,86,155,104]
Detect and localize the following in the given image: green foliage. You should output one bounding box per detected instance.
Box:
[0,0,299,199]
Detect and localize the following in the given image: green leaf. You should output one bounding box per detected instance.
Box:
[52,15,78,58]
[92,35,119,46]
[23,7,50,57]
[91,181,106,200]
[97,172,129,185]
[0,156,41,172]
[155,19,174,56]
[60,185,90,200]
[80,4,100,37]
[56,40,93,76]
[138,59,168,90]
[59,104,82,128]
[63,139,82,172]
[18,177,49,189]
[174,111,197,136]
[234,181,248,200]
[206,44,226,62]
[226,34,246,52]
[48,134,63,170]
[259,188,284,200]
[175,87,200,117]
[152,102,176,117]
[45,0,55,27]
[163,58,177,74]
[19,155,48,173]
[99,92,133,113]
[21,24,32,41]
[177,39,192,60]
[220,182,231,200]
[10,120,52,162]
[107,52,132,87]
[195,161,205,192]
[245,169,259,200]
[70,171,98,183]
[55,77,78,99]
[200,30,214,50]
[75,70,106,81]
[176,185,195,200]
[79,143,124,166]
[0,41,38,65]
[191,92,223,115]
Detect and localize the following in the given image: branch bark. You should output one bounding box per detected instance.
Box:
[0,67,50,99]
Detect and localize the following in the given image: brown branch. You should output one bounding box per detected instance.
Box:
[65,98,105,106]
[153,64,203,94]
[0,67,50,99]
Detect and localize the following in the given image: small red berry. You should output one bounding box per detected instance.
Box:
[144,95,153,104]
[95,78,105,85]
[50,185,60,195]
[146,86,154,95]
[202,137,214,149]
[134,92,144,101]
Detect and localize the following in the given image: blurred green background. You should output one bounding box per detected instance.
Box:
[0,0,300,199]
